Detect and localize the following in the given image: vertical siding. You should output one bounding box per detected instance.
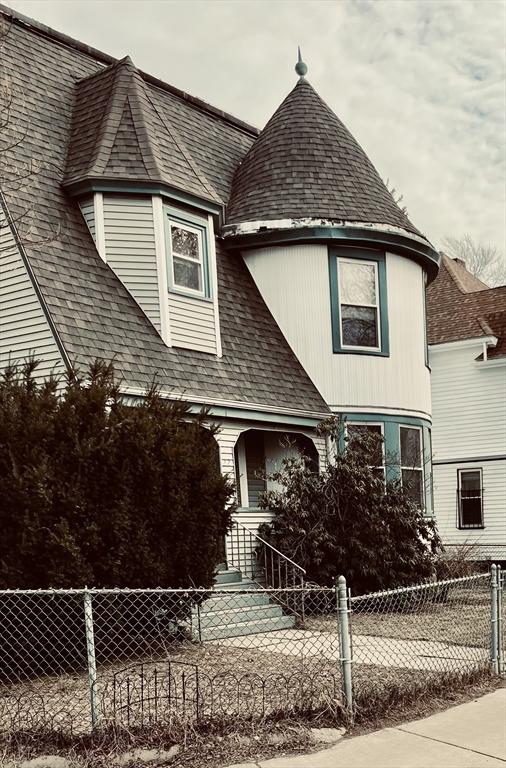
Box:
[79,197,96,242]
[168,293,217,354]
[103,195,161,331]
[243,245,431,416]
[0,207,64,378]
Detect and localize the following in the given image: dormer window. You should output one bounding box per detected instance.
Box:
[165,212,210,299]
[329,248,389,357]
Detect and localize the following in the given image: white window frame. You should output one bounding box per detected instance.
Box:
[399,425,424,507]
[457,468,484,529]
[338,257,381,352]
[347,421,385,481]
[167,219,207,298]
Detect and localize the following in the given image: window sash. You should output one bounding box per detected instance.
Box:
[457,469,484,528]
[338,258,381,350]
[399,425,424,506]
[347,422,385,478]
[167,218,207,297]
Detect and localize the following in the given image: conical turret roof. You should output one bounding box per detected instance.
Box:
[227,78,421,237]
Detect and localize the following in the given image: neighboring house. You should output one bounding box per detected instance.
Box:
[427,255,506,561]
[0,8,440,566]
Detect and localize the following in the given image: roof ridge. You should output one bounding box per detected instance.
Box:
[0,3,259,138]
[144,88,223,204]
[441,254,490,294]
[90,59,136,175]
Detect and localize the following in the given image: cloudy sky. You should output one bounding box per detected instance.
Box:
[8,0,506,255]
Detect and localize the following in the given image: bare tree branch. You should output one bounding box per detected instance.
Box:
[441,234,506,287]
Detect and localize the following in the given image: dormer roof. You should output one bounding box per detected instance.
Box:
[226,78,422,237]
[63,57,223,206]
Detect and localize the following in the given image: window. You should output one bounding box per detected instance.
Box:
[329,250,389,356]
[339,259,380,349]
[165,211,210,298]
[347,423,385,482]
[400,425,424,507]
[457,469,483,528]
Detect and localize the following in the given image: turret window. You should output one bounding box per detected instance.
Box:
[338,259,379,349]
[329,248,389,357]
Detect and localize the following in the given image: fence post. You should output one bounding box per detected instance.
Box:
[497,565,503,676]
[337,575,353,717]
[83,588,99,727]
[490,564,499,675]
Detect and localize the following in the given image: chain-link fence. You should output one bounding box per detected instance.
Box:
[0,569,501,736]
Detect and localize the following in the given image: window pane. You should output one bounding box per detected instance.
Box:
[461,497,483,527]
[340,262,376,305]
[171,226,200,260]
[348,424,383,467]
[402,469,423,506]
[341,305,378,347]
[173,256,202,292]
[460,471,481,492]
[400,427,422,468]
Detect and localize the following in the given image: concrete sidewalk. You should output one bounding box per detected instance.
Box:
[228,688,506,768]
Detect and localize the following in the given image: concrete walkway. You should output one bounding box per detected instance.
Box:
[218,629,485,671]
[227,688,506,767]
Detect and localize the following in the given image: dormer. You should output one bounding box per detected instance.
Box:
[62,57,223,356]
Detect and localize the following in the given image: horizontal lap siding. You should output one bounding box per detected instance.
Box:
[103,196,161,332]
[168,293,217,354]
[433,459,506,559]
[0,207,64,378]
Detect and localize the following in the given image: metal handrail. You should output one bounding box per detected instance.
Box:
[226,517,306,622]
[233,519,306,576]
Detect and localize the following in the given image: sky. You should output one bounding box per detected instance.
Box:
[7,0,506,255]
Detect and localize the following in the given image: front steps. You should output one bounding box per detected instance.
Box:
[192,567,295,641]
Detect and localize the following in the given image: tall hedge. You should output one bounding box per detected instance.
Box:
[259,417,441,594]
[0,360,234,589]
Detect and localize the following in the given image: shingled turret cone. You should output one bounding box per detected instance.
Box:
[227,78,421,237]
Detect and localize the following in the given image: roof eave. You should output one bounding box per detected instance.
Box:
[221,219,440,281]
[62,176,224,217]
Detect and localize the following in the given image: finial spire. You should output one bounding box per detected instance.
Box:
[295,46,308,78]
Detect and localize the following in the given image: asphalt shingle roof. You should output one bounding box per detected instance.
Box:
[427,255,506,357]
[227,78,424,237]
[0,8,329,415]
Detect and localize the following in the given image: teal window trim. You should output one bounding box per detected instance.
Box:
[423,273,430,370]
[163,206,212,301]
[328,248,389,357]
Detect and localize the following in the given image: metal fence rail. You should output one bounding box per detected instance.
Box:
[0,569,501,735]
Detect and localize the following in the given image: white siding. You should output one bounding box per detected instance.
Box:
[0,207,64,379]
[430,344,506,458]
[168,293,217,354]
[103,195,161,331]
[430,342,506,559]
[79,197,96,242]
[243,245,430,417]
[433,460,506,560]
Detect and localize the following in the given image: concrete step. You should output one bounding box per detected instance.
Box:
[199,603,284,628]
[198,614,295,641]
[200,591,272,610]
[214,568,241,585]
[214,578,262,591]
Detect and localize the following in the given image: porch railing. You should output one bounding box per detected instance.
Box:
[227,518,306,620]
